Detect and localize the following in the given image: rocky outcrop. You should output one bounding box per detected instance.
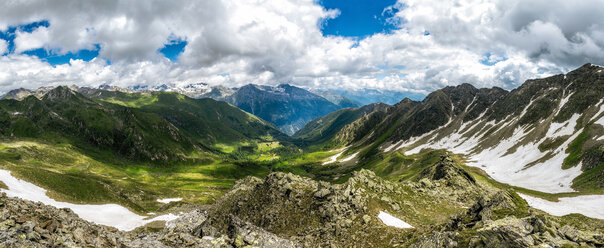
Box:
[0,192,127,247]
[208,169,417,247]
[0,193,299,248]
[437,189,604,247]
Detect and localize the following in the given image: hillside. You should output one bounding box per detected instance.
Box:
[293,103,389,148]
[78,88,291,154]
[0,64,602,248]
[328,63,604,194]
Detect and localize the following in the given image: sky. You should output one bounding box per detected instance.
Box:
[0,0,603,95]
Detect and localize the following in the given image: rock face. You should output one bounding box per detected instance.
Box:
[0,193,299,248]
[0,192,126,247]
[420,189,604,248]
[207,158,499,247]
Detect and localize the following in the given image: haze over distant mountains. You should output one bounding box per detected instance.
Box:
[3,82,423,135]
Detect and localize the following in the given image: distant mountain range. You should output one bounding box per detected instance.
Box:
[312,88,426,106]
[2,82,422,135]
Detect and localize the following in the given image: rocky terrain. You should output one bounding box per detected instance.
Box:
[2,155,601,247]
[0,192,299,247]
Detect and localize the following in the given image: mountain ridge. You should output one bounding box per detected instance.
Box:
[324,63,603,194]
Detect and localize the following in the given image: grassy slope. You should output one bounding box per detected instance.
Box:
[0,140,271,213]
[86,90,295,159]
[292,103,388,149]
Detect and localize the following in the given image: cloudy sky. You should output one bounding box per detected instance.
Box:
[1,0,603,95]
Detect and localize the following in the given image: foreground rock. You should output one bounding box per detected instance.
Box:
[1,155,602,247]
[413,190,604,247]
[0,193,299,247]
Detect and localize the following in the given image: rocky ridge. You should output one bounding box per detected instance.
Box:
[1,155,603,247]
[0,192,299,247]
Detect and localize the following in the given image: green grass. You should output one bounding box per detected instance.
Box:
[563,125,589,169]
[100,94,159,108]
[0,139,273,213]
[572,161,604,192]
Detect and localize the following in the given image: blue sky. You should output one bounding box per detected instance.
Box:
[319,0,401,38]
[1,0,402,66]
[0,21,186,65]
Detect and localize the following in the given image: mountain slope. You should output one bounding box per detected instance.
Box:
[331,63,604,194]
[0,86,293,163]
[0,86,203,162]
[78,88,292,153]
[293,103,389,148]
[219,84,342,135]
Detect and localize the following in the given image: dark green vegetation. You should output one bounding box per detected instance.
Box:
[292,103,389,148]
[78,87,293,156]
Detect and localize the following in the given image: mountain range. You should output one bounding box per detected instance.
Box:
[0,64,602,247]
[2,82,424,136]
[319,63,604,194]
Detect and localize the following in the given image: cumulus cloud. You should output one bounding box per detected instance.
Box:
[0,39,7,54]
[13,26,50,53]
[0,0,603,95]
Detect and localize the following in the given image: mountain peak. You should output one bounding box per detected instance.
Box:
[42,86,77,101]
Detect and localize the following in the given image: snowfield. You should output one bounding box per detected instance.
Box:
[381,95,604,218]
[518,193,604,220]
[395,98,590,194]
[323,151,344,165]
[157,198,182,204]
[378,211,413,228]
[468,126,584,193]
[0,169,179,231]
[322,146,350,165]
[341,152,359,162]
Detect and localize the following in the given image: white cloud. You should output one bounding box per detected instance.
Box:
[0,39,7,54]
[0,0,603,95]
[13,26,50,53]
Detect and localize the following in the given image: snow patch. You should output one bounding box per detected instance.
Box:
[545,114,580,138]
[554,93,573,116]
[595,116,604,127]
[518,193,604,220]
[341,152,359,162]
[383,140,403,153]
[468,127,584,193]
[591,99,604,124]
[0,169,179,231]
[402,117,455,155]
[322,147,349,165]
[377,211,413,228]
[157,198,182,204]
